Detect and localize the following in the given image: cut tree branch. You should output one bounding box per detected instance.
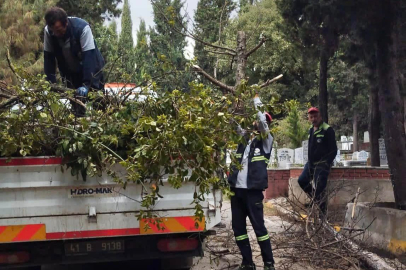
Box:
[259,74,284,88]
[6,49,22,81]
[192,65,234,93]
[206,49,236,57]
[245,37,268,58]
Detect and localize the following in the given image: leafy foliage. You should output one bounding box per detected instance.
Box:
[0,0,55,84]
[149,0,192,92]
[134,20,153,83]
[219,0,315,103]
[193,0,235,78]
[273,100,308,148]
[0,70,277,221]
[56,0,122,25]
[117,0,136,76]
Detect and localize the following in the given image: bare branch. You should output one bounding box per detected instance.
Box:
[246,37,268,58]
[205,49,236,57]
[192,65,234,93]
[259,74,284,89]
[6,49,22,81]
[0,93,12,99]
[66,97,86,109]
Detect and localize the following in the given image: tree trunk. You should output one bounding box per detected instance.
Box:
[404,96,406,134]
[376,0,406,210]
[368,83,381,166]
[319,48,329,123]
[235,31,247,88]
[353,113,358,152]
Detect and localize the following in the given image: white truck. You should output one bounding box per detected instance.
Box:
[0,156,222,269]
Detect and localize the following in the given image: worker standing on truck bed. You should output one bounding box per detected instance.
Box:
[298,107,338,216]
[43,7,105,114]
[228,95,276,270]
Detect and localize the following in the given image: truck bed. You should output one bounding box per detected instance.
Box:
[0,156,221,268]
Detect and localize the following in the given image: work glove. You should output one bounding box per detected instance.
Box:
[76,86,89,97]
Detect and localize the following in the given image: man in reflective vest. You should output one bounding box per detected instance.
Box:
[298,107,337,215]
[228,95,275,270]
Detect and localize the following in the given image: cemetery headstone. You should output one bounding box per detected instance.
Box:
[379,138,388,166]
[277,148,294,168]
[364,131,370,143]
[358,150,369,161]
[294,147,304,165]
[334,150,341,166]
[302,140,308,164]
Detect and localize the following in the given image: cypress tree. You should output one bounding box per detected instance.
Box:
[118,0,135,76]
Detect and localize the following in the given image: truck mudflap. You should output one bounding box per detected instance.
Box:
[0,232,212,269]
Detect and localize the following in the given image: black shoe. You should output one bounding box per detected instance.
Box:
[264,263,275,270]
[238,264,256,270]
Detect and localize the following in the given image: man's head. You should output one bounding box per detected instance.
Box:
[45,7,68,38]
[307,107,322,127]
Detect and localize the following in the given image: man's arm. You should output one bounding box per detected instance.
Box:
[80,25,98,89]
[44,27,57,84]
[325,127,338,165]
[253,96,273,154]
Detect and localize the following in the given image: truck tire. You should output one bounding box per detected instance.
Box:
[160,257,193,270]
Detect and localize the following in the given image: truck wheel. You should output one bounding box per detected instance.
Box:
[160,257,193,270]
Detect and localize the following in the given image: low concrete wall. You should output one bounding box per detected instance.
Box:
[344,202,406,256]
[266,167,393,206]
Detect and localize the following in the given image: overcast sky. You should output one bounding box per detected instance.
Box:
[110,0,200,58]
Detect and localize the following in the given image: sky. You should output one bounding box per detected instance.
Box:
[110,0,200,59]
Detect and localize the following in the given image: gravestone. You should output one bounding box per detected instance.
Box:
[364,131,370,143]
[379,138,388,166]
[341,136,353,151]
[294,147,304,165]
[302,140,308,164]
[333,149,342,166]
[358,150,369,161]
[277,148,294,168]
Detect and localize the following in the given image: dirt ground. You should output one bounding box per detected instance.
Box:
[192,200,315,270]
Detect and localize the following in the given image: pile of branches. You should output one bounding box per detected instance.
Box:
[0,67,279,223]
[267,179,388,270]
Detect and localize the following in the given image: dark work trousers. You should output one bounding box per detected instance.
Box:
[298,162,331,213]
[231,188,275,266]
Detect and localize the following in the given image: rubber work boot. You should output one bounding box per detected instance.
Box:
[264,263,275,270]
[238,264,256,270]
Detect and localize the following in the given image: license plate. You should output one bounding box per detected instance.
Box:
[65,240,125,255]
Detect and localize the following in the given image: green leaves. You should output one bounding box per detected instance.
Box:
[0,69,281,222]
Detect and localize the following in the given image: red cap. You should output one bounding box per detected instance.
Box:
[308,107,319,114]
[264,112,273,123]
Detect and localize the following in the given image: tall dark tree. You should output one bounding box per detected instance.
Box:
[150,0,190,91]
[276,0,353,123]
[374,0,406,209]
[349,0,406,209]
[0,0,54,84]
[134,19,152,83]
[118,0,135,76]
[56,0,122,25]
[193,0,235,78]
